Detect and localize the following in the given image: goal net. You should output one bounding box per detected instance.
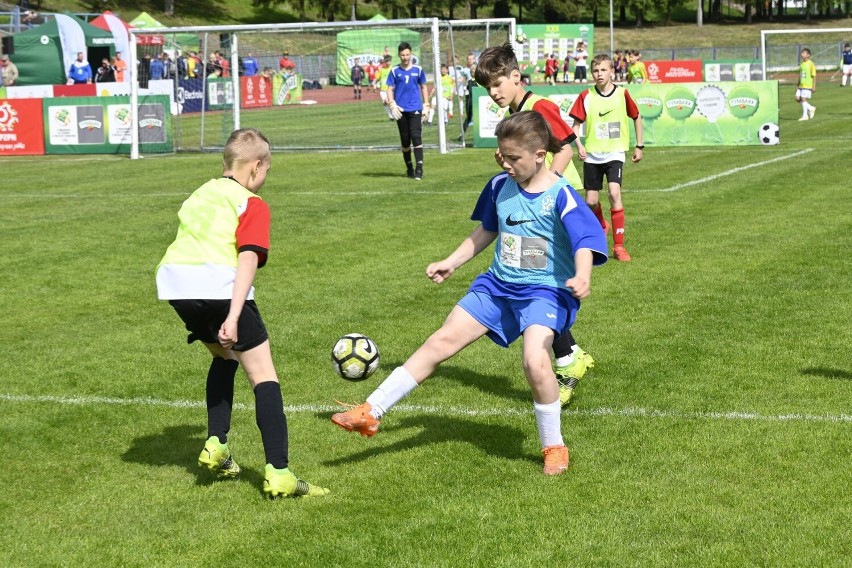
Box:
[129,18,514,158]
[760,28,852,80]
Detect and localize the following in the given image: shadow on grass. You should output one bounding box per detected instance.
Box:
[432,363,530,403]
[320,413,535,468]
[800,367,852,380]
[374,360,529,403]
[121,424,264,489]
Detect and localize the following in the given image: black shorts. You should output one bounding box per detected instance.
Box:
[168,299,268,352]
[583,160,624,191]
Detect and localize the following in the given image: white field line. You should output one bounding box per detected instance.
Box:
[631,148,814,193]
[0,148,817,199]
[1,393,850,424]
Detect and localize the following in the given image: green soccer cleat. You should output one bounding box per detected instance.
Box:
[198,436,241,478]
[263,464,330,498]
[556,350,595,408]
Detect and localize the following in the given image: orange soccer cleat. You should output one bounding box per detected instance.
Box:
[331,402,381,437]
[613,246,632,262]
[542,444,570,475]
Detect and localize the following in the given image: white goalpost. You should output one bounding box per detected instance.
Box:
[128,17,515,159]
[760,28,852,79]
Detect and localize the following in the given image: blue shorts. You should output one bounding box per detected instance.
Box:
[457,290,575,348]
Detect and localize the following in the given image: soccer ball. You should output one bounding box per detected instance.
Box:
[758,122,780,145]
[516,32,527,44]
[331,333,380,381]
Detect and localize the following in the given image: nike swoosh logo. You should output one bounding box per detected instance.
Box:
[506,215,533,226]
[598,110,613,117]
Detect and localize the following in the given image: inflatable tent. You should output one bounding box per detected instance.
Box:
[335,26,420,86]
[10,13,115,86]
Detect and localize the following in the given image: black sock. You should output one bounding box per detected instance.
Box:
[254,381,289,469]
[206,358,238,443]
[403,152,413,169]
[552,330,577,359]
[413,147,424,170]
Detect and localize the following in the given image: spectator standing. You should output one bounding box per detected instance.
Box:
[94,57,115,83]
[572,42,589,83]
[162,53,176,80]
[68,52,92,84]
[113,51,127,82]
[1,54,19,86]
[149,53,165,81]
[562,54,572,83]
[243,53,259,77]
[279,50,295,72]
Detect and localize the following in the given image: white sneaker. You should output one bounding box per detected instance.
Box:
[798,116,809,121]
[807,106,816,119]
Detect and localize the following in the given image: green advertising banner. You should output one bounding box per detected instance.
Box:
[704,60,763,82]
[43,95,173,154]
[471,81,779,148]
[513,24,594,80]
[272,72,303,105]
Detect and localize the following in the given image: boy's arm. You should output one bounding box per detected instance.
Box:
[565,248,593,299]
[218,250,259,349]
[426,225,497,284]
[549,143,574,176]
[632,114,644,163]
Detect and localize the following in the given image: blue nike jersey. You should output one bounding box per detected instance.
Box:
[844,51,852,65]
[471,172,607,291]
[387,64,426,111]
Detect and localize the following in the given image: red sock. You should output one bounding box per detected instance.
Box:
[611,208,626,247]
[591,203,606,228]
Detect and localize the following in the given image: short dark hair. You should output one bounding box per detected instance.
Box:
[474,43,519,86]
[398,42,412,53]
[495,111,562,155]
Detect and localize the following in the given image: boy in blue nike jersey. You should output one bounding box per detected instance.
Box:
[332,111,607,476]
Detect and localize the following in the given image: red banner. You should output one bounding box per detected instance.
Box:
[53,84,98,97]
[645,60,703,83]
[0,98,46,155]
[240,76,272,109]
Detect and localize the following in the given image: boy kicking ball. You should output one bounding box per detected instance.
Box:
[156,128,329,498]
[331,112,607,476]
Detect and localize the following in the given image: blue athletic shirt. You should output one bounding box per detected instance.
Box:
[469,172,607,302]
[387,64,426,112]
[844,50,852,65]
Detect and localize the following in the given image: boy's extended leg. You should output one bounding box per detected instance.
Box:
[332,305,488,436]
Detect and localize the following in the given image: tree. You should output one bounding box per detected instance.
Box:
[165,0,174,16]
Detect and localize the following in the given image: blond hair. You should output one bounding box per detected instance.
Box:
[223,128,271,170]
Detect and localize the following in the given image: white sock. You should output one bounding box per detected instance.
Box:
[801,102,809,117]
[366,366,419,419]
[843,75,848,86]
[533,399,564,448]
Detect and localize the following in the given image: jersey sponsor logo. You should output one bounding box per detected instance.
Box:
[506,214,533,226]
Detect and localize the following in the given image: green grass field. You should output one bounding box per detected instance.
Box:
[1,83,851,566]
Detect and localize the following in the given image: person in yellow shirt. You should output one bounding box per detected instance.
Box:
[796,48,817,121]
[627,50,648,84]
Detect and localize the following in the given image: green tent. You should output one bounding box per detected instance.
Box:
[11,14,115,86]
[129,11,200,52]
[335,27,420,86]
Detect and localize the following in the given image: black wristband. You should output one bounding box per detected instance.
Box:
[635,145,645,149]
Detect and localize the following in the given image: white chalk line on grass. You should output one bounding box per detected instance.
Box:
[631,148,814,193]
[0,148,817,200]
[1,393,849,425]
